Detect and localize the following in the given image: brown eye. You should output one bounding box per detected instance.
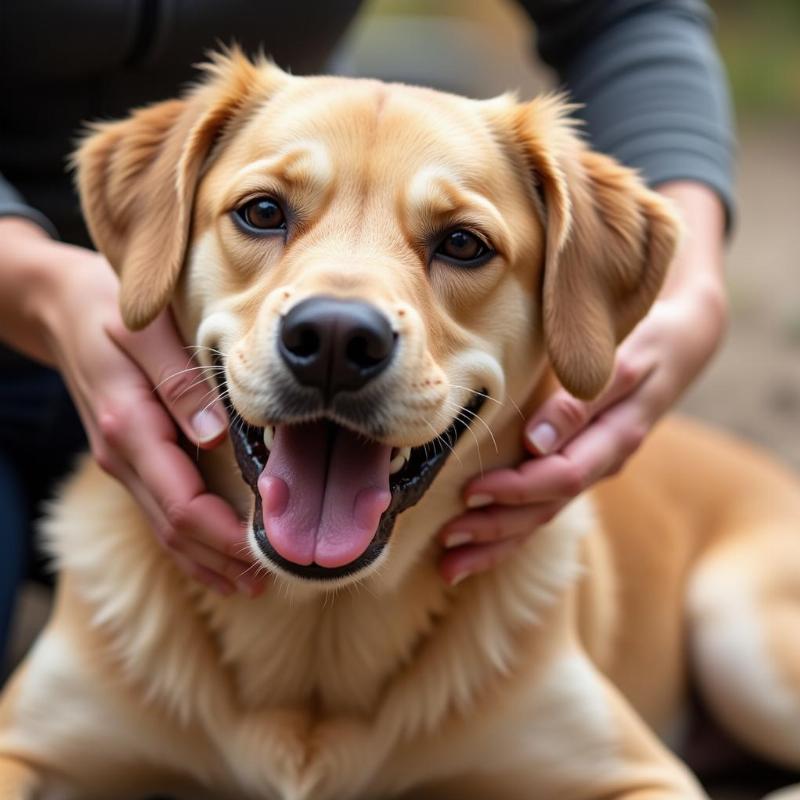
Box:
[236,197,286,232]
[436,229,492,265]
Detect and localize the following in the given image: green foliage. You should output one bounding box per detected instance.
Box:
[710,1,800,117]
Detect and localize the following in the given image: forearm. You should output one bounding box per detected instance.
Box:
[0,216,100,367]
[655,180,727,316]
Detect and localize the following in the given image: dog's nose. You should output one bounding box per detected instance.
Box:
[279,296,396,398]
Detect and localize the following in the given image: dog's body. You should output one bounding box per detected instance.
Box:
[2,52,800,799]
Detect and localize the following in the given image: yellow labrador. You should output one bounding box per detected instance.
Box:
[2,49,800,800]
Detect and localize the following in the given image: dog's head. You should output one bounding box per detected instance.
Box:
[75,49,677,589]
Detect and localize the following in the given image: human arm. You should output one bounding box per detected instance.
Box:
[0,216,264,596]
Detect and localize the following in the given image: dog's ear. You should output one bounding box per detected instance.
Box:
[75,48,286,330]
[510,96,680,399]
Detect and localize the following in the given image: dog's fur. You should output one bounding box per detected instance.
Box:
[2,50,800,800]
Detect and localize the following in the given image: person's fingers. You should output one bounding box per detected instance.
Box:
[97,384,262,583]
[172,538,264,597]
[559,394,651,488]
[440,395,650,585]
[438,501,562,549]
[523,357,648,457]
[98,386,204,504]
[171,552,237,596]
[439,370,659,587]
[125,432,256,566]
[110,311,228,448]
[460,455,584,509]
[91,451,253,595]
[439,535,531,586]
[159,493,255,563]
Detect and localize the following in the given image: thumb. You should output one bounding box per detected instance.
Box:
[114,311,229,448]
[525,359,643,456]
[524,388,592,456]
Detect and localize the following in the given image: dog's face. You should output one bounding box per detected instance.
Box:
[76,50,677,589]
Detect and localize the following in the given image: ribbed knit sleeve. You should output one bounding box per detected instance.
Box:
[521,0,736,227]
[0,173,59,238]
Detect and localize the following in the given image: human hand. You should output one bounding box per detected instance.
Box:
[437,183,727,586]
[1,219,262,596]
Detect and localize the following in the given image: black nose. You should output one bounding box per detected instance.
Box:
[279,296,396,399]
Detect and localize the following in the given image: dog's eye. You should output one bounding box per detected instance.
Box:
[235,197,286,232]
[435,230,492,266]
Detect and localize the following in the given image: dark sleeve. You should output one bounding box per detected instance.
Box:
[520,0,736,228]
[0,173,59,238]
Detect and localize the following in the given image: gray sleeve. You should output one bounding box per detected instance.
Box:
[521,0,736,228]
[0,173,59,238]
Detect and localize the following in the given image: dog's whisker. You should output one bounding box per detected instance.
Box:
[236,560,266,582]
[425,420,462,468]
[197,387,231,418]
[503,392,526,423]
[457,407,484,478]
[445,399,499,455]
[439,398,499,457]
[152,365,225,393]
[448,384,503,407]
[448,383,525,425]
[184,344,229,359]
[166,370,228,402]
[233,542,255,559]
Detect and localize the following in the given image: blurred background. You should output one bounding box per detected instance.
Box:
[5,2,799,798]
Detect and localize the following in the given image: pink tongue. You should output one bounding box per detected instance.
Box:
[258,422,392,568]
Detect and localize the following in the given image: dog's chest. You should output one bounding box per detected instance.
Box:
[199,577,450,798]
[213,709,395,800]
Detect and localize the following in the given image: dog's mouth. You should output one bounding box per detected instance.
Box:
[222,380,486,581]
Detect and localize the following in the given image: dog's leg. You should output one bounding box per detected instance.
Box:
[688,505,800,772]
[0,624,203,800]
[0,756,43,799]
[404,649,707,800]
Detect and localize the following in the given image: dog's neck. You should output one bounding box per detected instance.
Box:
[195,550,447,716]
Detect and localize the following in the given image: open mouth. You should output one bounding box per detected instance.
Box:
[222,377,486,581]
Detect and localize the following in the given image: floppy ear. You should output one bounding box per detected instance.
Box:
[74,48,286,330]
[512,97,680,399]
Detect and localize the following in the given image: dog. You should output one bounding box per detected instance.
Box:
[2,48,800,800]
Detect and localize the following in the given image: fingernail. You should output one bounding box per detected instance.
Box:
[527,422,558,455]
[444,531,473,549]
[191,407,228,443]
[466,493,493,509]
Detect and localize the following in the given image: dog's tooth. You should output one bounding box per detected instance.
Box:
[263,426,275,450]
[389,446,412,475]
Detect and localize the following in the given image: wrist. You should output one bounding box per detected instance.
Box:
[0,218,60,363]
[654,181,726,299]
[652,182,729,355]
[0,217,104,366]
